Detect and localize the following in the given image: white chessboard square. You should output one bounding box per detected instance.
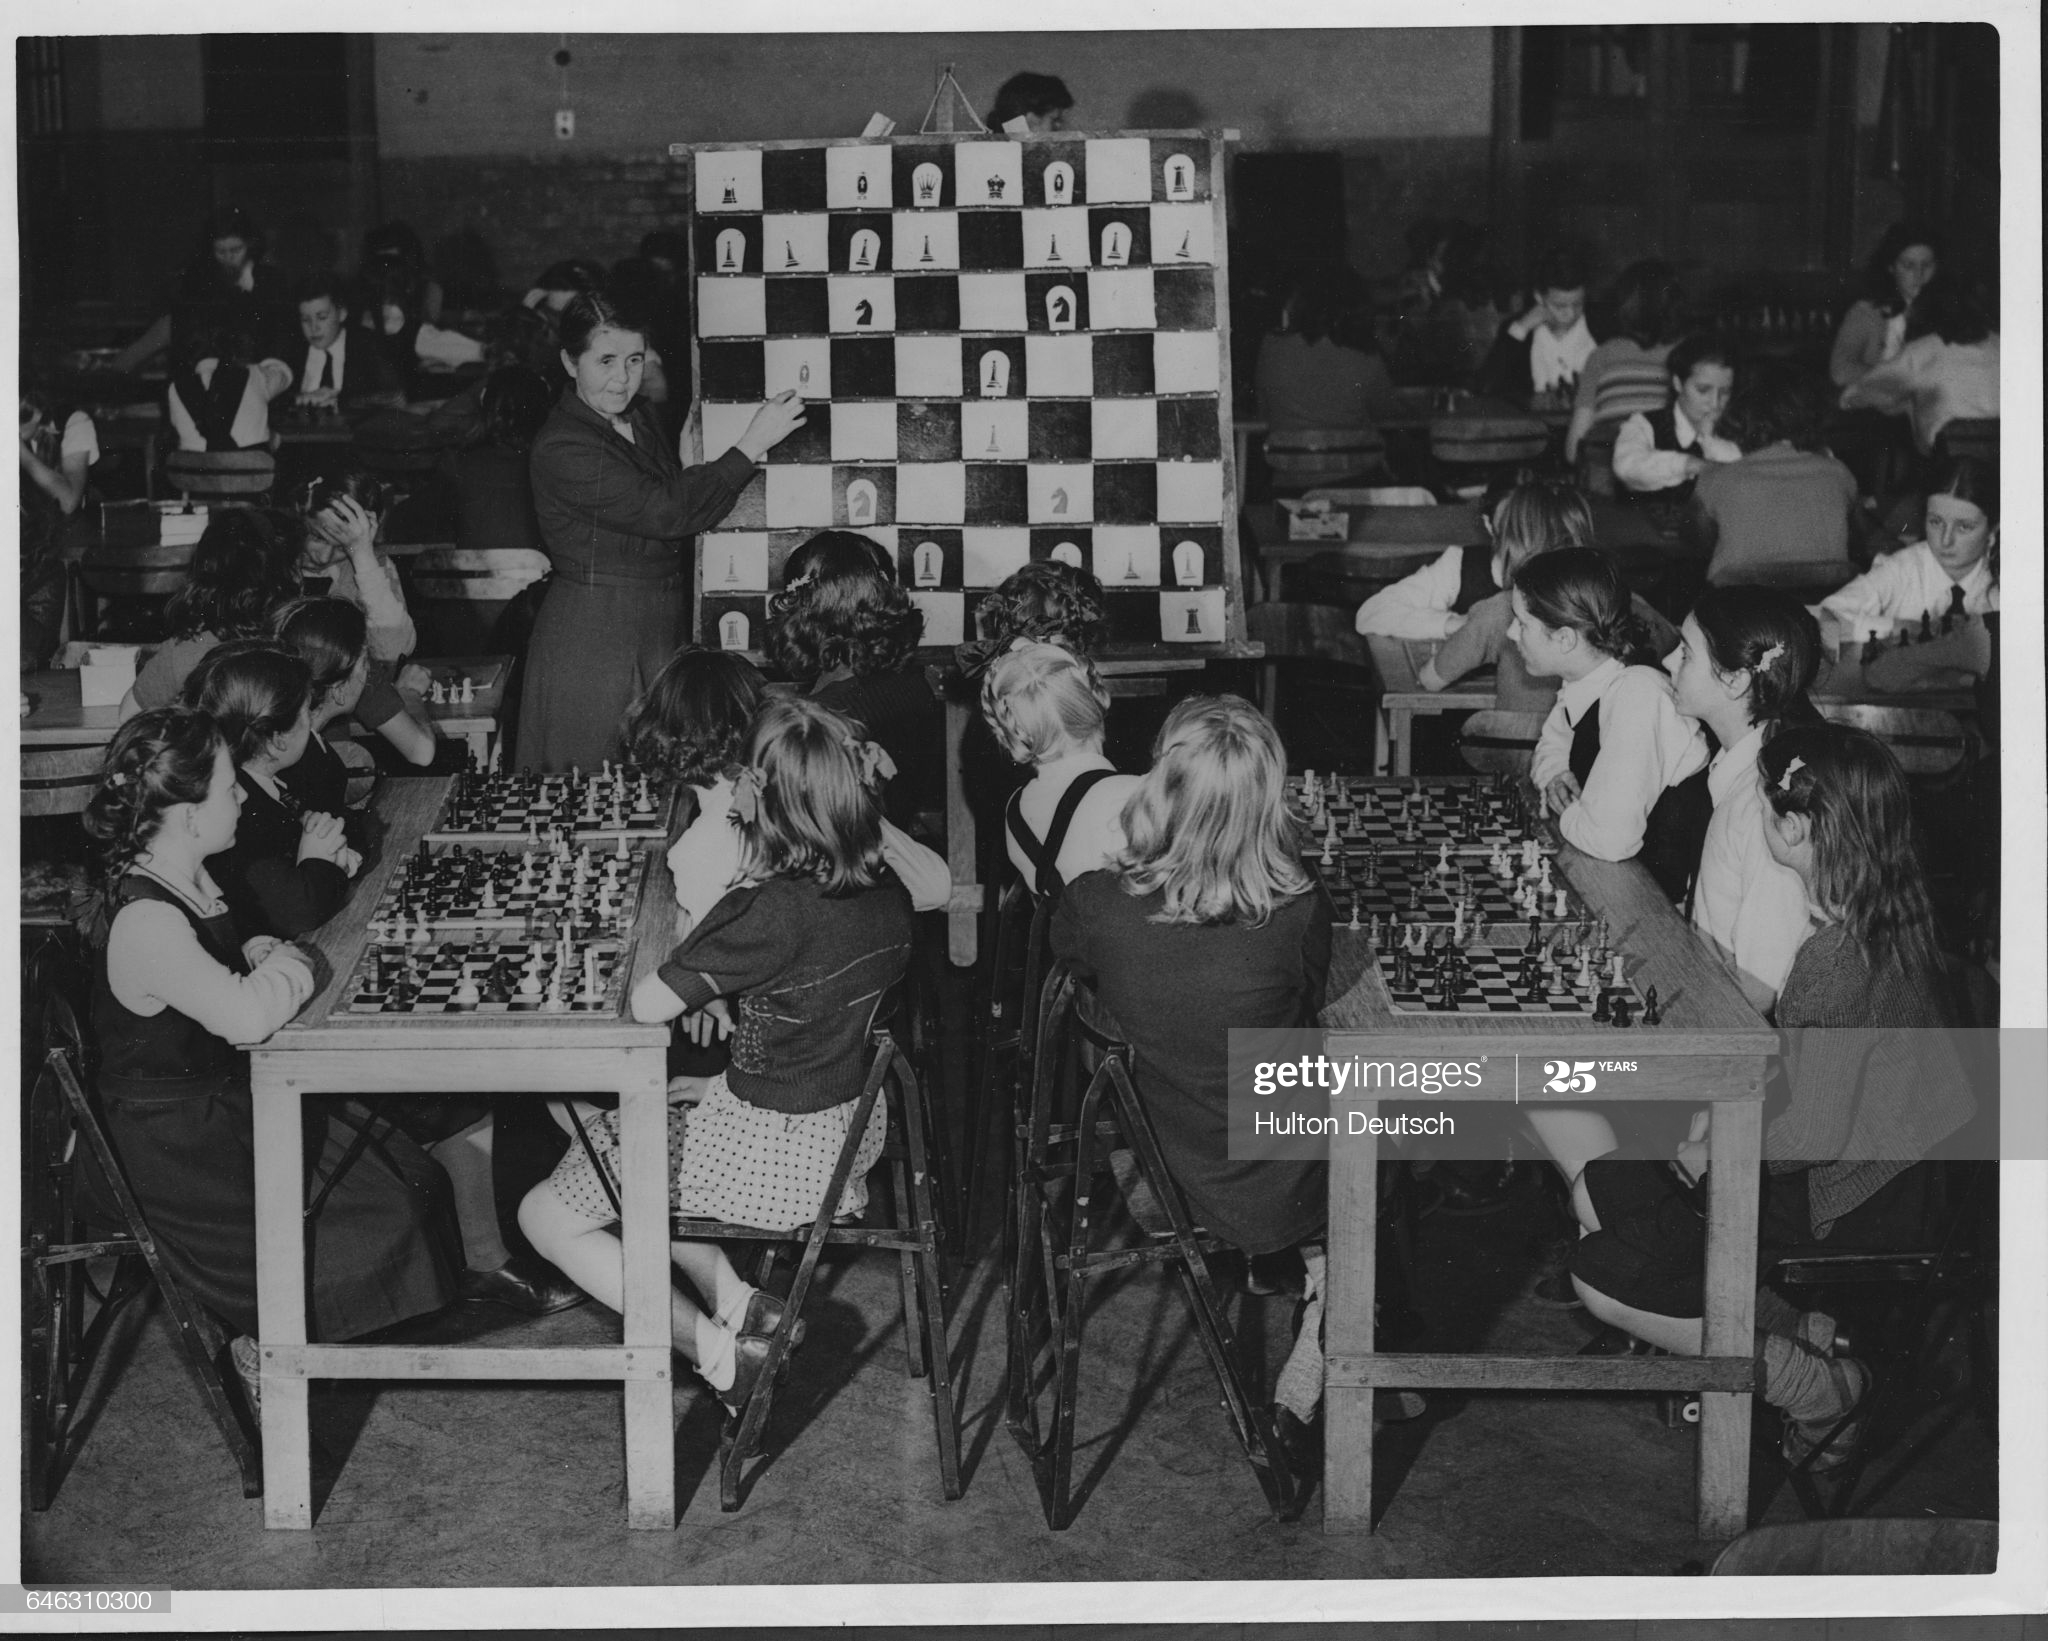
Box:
[1022,208,1091,271]
[1024,335,1094,398]
[764,338,831,400]
[831,402,898,462]
[762,214,829,274]
[962,527,1032,587]
[1084,139,1154,203]
[703,533,770,592]
[953,143,1024,208]
[908,590,966,648]
[697,278,766,338]
[1152,332,1220,394]
[1156,461,1225,523]
[1161,587,1226,643]
[1087,269,1157,331]
[697,150,762,213]
[1028,464,1094,525]
[1091,398,1159,460]
[961,401,1028,461]
[894,337,964,399]
[828,276,897,334]
[1148,205,1215,266]
[1094,526,1162,588]
[891,213,960,273]
[958,273,1027,332]
[896,463,967,524]
[700,402,760,461]
[765,466,836,528]
[826,145,893,209]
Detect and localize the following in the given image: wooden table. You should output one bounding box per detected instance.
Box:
[246,775,681,1529]
[19,669,122,748]
[1318,836,1775,1539]
[391,654,515,765]
[1363,634,1497,775]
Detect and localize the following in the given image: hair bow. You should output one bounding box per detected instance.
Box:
[107,771,129,788]
[1754,642,1785,670]
[782,569,819,599]
[730,765,766,825]
[1777,755,1806,792]
[856,739,898,789]
[954,633,1036,680]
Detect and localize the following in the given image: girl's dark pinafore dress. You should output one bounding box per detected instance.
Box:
[1567,698,1712,906]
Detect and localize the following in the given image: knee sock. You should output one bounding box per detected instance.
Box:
[713,1281,760,1332]
[694,1317,736,1390]
[431,1118,510,1273]
[1753,1285,1803,1337]
[1756,1329,1852,1422]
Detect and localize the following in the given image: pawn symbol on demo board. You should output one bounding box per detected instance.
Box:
[1046,234,1063,264]
[783,240,798,269]
[722,550,739,585]
[1122,551,1140,582]
[718,611,750,650]
[850,229,878,270]
[914,541,943,587]
[985,421,1001,455]
[919,236,934,265]
[979,351,1011,397]
[1175,232,1192,260]
[1173,539,1204,586]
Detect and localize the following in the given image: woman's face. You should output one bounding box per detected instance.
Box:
[1891,243,1938,307]
[1675,363,1734,436]
[182,743,244,857]
[1924,492,1994,579]
[212,235,251,276]
[1665,615,1739,723]
[564,326,646,419]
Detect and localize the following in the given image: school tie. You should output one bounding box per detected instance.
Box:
[317,349,334,390]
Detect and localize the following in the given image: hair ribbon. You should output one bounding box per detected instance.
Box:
[1777,755,1806,792]
[730,765,766,824]
[1754,642,1785,669]
[107,771,129,788]
[856,740,897,788]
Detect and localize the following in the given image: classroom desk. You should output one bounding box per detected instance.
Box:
[1317,835,1776,1539]
[19,670,120,749]
[246,775,681,1529]
[392,654,515,765]
[1362,635,1496,775]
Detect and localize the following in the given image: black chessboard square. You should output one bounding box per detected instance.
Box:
[695,216,761,275]
[897,401,964,462]
[1093,463,1158,524]
[1091,334,1156,396]
[963,336,1027,398]
[1027,401,1092,461]
[1021,143,1087,206]
[762,148,828,211]
[774,407,833,464]
[698,341,766,401]
[1152,268,1216,330]
[1162,525,1223,584]
[895,275,963,333]
[1150,138,1212,199]
[1158,397,1223,459]
[892,145,955,209]
[1086,207,1150,267]
[958,211,1025,272]
[829,337,897,398]
[1024,272,1089,333]
[964,464,1029,525]
[1029,528,1093,571]
[1101,588,1162,644]
[833,466,897,528]
[764,278,829,336]
[897,529,963,588]
[722,471,769,529]
[828,214,894,273]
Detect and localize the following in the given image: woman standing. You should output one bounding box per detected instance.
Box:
[519,293,803,771]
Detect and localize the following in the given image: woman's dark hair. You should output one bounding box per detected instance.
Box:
[181,640,313,764]
[557,291,648,361]
[623,647,766,786]
[988,72,1074,129]
[975,560,1109,657]
[479,365,555,452]
[1857,222,1942,311]
[1689,587,1823,731]
[1905,271,1995,346]
[84,708,229,895]
[1717,367,1825,454]
[271,596,368,709]
[1605,258,1687,348]
[1927,453,1999,528]
[1279,263,1379,355]
[1530,244,1590,297]
[1759,723,1946,985]
[767,530,925,682]
[165,510,302,641]
[1511,547,1654,664]
[298,468,391,521]
[1665,333,1737,388]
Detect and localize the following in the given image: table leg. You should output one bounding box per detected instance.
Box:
[617,1050,677,1529]
[1323,1102,1379,1532]
[251,1066,313,1529]
[1389,709,1413,777]
[944,697,979,967]
[1698,1096,1763,1540]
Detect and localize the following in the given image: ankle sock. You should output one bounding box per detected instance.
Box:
[694,1317,737,1391]
[1752,1284,1803,1337]
[1757,1329,1850,1423]
[714,1282,759,1333]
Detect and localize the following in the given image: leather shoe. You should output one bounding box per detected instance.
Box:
[458,1255,588,1316]
[1271,1405,1323,1484]
[714,1331,777,1419]
[736,1289,806,1351]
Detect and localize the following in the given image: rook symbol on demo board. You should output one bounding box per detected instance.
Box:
[1051,541,1083,568]
[847,479,878,525]
[979,351,1011,397]
[1184,606,1203,636]
[718,611,750,650]
[716,229,744,271]
[1173,539,1204,586]
[1044,162,1073,203]
[1047,288,1076,331]
[1051,487,1070,516]
[1100,223,1131,267]
[914,541,943,586]
[854,299,874,327]
[913,163,942,205]
[850,229,879,270]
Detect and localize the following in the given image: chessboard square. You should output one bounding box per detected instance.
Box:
[1152,267,1217,330]
[894,336,965,398]
[963,400,1029,461]
[1030,528,1095,574]
[764,337,832,399]
[698,278,767,338]
[700,401,760,462]
[1084,138,1154,203]
[1101,588,1158,645]
[828,213,893,274]
[967,338,1027,399]
[1156,461,1224,523]
[966,464,1031,526]
[898,401,965,462]
[891,212,960,272]
[963,527,1032,587]
[1152,331,1220,394]
[857,526,900,561]
[1026,401,1091,461]
[1023,273,1087,334]
[830,401,898,462]
[1091,398,1159,460]
[900,529,962,589]
[835,467,896,528]
[1024,335,1094,397]
[722,471,768,529]
[1027,464,1093,525]
[1022,142,1087,207]
[761,214,829,273]
[1093,525,1162,587]
[895,463,967,524]
[1086,270,1158,331]
[1157,397,1223,460]
[958,211,1026,272]
[770,409,832,465]
[702,533,770,592]
[1087,207,1151,268]
[953,142,1025,208]
[697,216,760,275]
[1164,526,1223,586]
[1093,462,1158,524]
[958,273,1027,332]
[761,147,828,211]
[765,466,836,527]
[697,149,763,213]
[894,275,963,334]
[702,595,767,652]
[1022,208,1091,271]
[893,145,955,209]
[908,590,966,647]
[1090,333,1156,396]
[1160,587,1226,644]
[1152,139,1212,200]
[826,145,893,209]
[830,337,898,397]
[699,340,767,401]
[827,276,897,335]
[763,279,829,336]
[1148,205,1215,266]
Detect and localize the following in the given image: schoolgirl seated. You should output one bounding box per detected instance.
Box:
[1476,246,1595,403]
[519,697,916,1415]
[293,472,418,666]
[122,510,303,718]
[1610,334,1740,503]
[981,642,1141,897]
[1563,258,1689,465]
[271,597,438,801]
[1685,372,1859,590]
[965,559,1110,664]
[1568,723,1974,1471]
[1829,223,1939,389]
[1838,271,2000,459]
[1821,455,1999,639]
[167,319,294,453]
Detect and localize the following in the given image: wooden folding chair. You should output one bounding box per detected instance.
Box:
[21,746,107,820]
[75,542,198,642]
[406,546,551,657]
[162,448,276,504]
[966,879,1054,1260]
[1814,704,1971,780]
[1456,710,1547,779]
[1262,426,1391,495]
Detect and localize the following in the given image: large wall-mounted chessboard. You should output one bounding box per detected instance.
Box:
[680,131,1249,660]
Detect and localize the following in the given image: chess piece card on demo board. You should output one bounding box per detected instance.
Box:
[681,132,1250,659]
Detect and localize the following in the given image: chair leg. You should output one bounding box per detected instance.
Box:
[1042,1064,1114,1530]
[890,1151,925,1379]
[897,1053,964,1499]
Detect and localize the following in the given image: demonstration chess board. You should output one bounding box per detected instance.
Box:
[428,763,678,843]
[342,936,626,1017]
[368,839,651,939]
[683,132,1246,657]
[1289,773,1549,857]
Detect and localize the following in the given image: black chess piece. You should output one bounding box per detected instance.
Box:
[1610,992,1633,1027]
[1593,988,1612,1024]
[1641,986,1661,1026]
[1920,609,1935,641]
[1862,630,1885,665]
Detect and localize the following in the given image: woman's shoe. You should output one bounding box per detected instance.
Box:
[711,1332,777,1419]
[229,1334,262,1417]
[736,1289,806,1351]
[1781,1355,1872,1473]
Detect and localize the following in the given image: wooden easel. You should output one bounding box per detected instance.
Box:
[918,64,987,134]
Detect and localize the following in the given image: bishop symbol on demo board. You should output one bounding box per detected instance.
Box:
[717,229,744,271]
[979,351,1012,397]
[914,541,943,587]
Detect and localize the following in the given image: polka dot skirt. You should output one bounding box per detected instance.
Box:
[549,1073,888,1233]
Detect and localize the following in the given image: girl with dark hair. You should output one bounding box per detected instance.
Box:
[968,559,1109,662]
[1253,264,1402,457]
[270,595,437,800]
[109,207,289,377]
[1839,271,2000,455]
[987,71,1074,134]
[1564,259,1688,462]
[519,291,805,771]
[122,510,303,717]
[166,318,293,452]
[1688,371,1859,588]
[81,708,458,1372]
[1824,454,1999,638]
[1830,223,1941,388]
[1610,334,1740,503]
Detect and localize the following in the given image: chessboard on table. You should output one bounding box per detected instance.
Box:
[1287,771,1550,856]
[681,131,1249,661]
[367,835,654,940]
[425,761,679,844]
[341,933,627,1018]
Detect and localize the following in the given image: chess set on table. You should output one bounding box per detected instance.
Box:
[368,835,653,938]
[427,759,679,844]
[1842,590,1982,659]
[1289,771,1544,856]
[344,934,627,1017]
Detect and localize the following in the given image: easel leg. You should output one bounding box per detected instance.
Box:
[1324,1103,1379,1532]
